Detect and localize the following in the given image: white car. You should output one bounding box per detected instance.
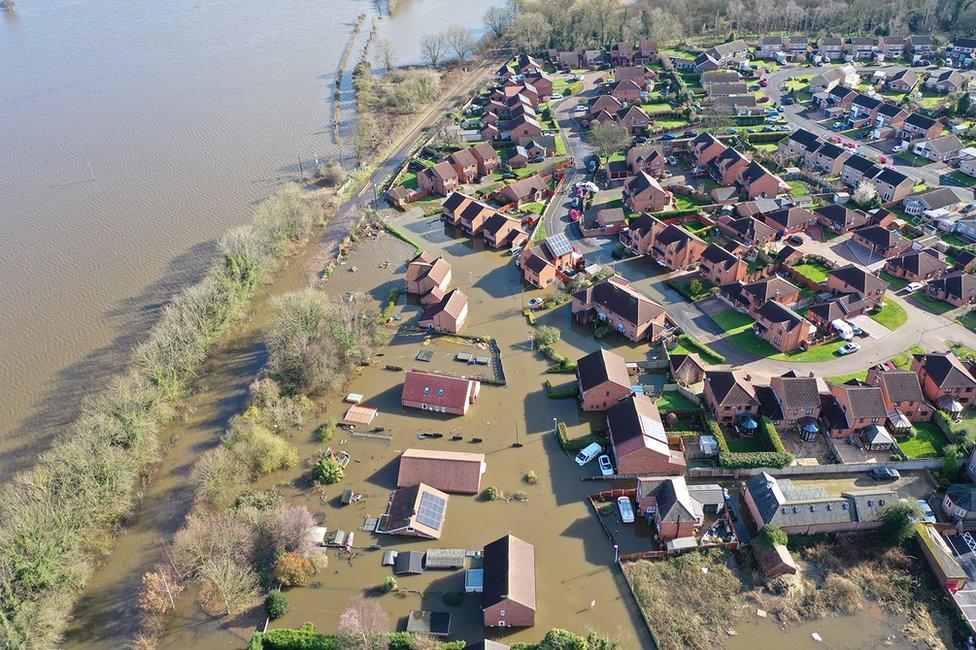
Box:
[906,281,925,293]
[550,93,564,99]
[598,455,613,477]
[837,342,861,356]
[917,499,937,523]
[574,442,603,466]
[617,496,635,523]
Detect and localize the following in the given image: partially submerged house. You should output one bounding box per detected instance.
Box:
[483,535,536,628]
[418,288,469,334]
[575,348,632,412]
[397,449,486,494]
[401,370,481,416]
[607,394,686,475]
[376,483,450,540]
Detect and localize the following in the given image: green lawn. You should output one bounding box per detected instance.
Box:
[892,344,926,370]
[671,334,726,365]
[827,370,868,384]
[870,298,908,330]
[958,310,976,332]
[674,194,708,211]
[770,340,848,362]
[908,290,955,315]
[400,170,419,190]
[896,151,932,168]
[792,262,830,284]
[654,118,691,130]
[711,309,754,335]
[919,92,947,110]
[941,232,974,248]
[531,221,548,242]
[946,171,976,188]
[725,434,771,453]
[642,102,673,113]
[656,391,699,411]
[522,201,546,215]
[787,180,811,197]
[879,271,910,291]
[900,421,949,459]
[951,342,976,363]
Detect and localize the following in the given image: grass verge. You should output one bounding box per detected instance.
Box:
[870,298,908,330]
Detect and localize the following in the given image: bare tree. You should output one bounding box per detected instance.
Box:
[483,5,514,37]
[420,32,447,67]
[197,557,260,618]
[273,505,316,555]
[337,596,390,649]
[509,12,552,53]
[585,121,631,161]
[445,26,476,61]
[374,37,396,71]
[139,565,184,616]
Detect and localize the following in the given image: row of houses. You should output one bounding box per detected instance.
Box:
[690,132,789,199]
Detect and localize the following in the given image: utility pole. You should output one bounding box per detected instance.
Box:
[513,419,523,448]
[298,157,304,176]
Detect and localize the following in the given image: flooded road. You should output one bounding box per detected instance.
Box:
[0,0,500,481]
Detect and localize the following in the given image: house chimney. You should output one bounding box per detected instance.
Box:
[744,373,751,381]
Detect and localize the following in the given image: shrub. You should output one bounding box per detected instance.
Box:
[316,420,337,443]
[593,323,611,339]
[316,161,347,188]
[313,457,344,485]
[524,470,539,485]
[383,576,398,592]
[265,590,289,620]
[545,380,580,399]
[758,416,788,454]
[442,591,463,607]
[879,500,922,546]
[598,502,613,516]
[482,486,501,501]
[755,525,788,549]
[274,552,317,587]
[533,325,561,348]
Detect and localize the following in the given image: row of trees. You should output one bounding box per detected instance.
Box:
[0,184,319,648]
[492,0,976,55]
[420,26,479,67]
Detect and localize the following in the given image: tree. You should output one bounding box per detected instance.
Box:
[879,500,923,546]
[420,32,447,67]
[445,26,476,62]
[586,121,631,161]
[337,596,390,650]
[944,442,962,480]
[313,457,344,485]
[265,590,289,620]
[533,325,561,348]
[483,5,514,37]
[273,505,316,556]
[197,557,260,617]
[383,576,398,592]
[190,448,249,509]
[958,92,973,116]
[537,628,590,649]
[755,524,788,549]
[509,11,552,53]
[852,180,881,209]
[273,552,317,586]
[354,113,382,162]
[316,161,347,188]
[139,565,184,616]
[374,37,396,71]
[689,278,703,296]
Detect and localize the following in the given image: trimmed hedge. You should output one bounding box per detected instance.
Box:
[545,380,580,399]
[745,132,788,145]
[708,415,795,469]
[758,415,789,454]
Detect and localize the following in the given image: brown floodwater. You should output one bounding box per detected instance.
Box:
[0,0,501,481]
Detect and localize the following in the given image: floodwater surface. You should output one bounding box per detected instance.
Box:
[0,0,500,480]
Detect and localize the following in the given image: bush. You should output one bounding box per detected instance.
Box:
[719,450,794,469]
[879,500,922,546]
[533,325,561,348]
[274,552,317,587]
[593,323,611,339]
[758,416,788,454]
[313,457,344,485]
[545,380,580,399]
[315,161,347,188]
[755,525,788,549]
[316,420,336,443]
[442,591,463,606]
[482,486,501,501]
[265,590,290,620]
[524,470,539,485]
[598,502,613,516]
[383,576,398,592]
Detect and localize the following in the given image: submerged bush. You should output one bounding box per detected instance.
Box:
[265,590,289,620]
[313,457,344,485]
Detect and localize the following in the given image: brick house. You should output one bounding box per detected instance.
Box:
[611,79,642,103]
[927,271,976,307]
[619,105,651,133]
[840,154,880,188]
[615,65,656,85]
[691,132,728,166]
[571,276,669,342]
[704,370,760,424]
[636,477,722,543]
[441,191,474,227]
[575,347,633,411]
[401,370,480,416]
[759,372,823,431]
[406,252,452,298]
[588,94,624,119]
[481,213,528,249]
[926,69,965,94]
[804,142,851,175]
[763,206,816,235]
[779,127,822,158]
[738,161,788,199]
[648,224,707,271]
[867,368,933,423]
[419,160,460,197]
[805,293,873,330]
[448,147,479,183]
[911,353,976,410]
[622,171,673,213]
[709,147,750,186]
[719,215,776,247]
[900,113,943,141]
[851,225,912,259]
[871,168,915,203]
[418,288,469,334]
[610,42,634,65]
[483,534,536,628]
[396,448,486,494]
[376,483,449,540]
[521,253,556,288]
[822,382,890,438]
[669,353,706,386]
[722,276,801,315]
[497,174,547,208]
[815,204,869,234]
[700,243,747,285]
[458,200,497,236]
[518,233,577,288]
[886,68,919,92]
[508,115,543,140]
[620,213,666,254]
[607,394,686,475]
[884,249,949,283]
[826,265,889,307]
[627,145,667,176]
[471,142,501,177]
[818,37,844,61]
[753,300,815,353]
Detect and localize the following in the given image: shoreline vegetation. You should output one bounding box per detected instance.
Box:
[332,13,368,147]
[0,183,325,647]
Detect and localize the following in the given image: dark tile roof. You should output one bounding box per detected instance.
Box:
[812,141,847,159]
[772,375,821,411]
[915,353,976,389]
[755,300,804,329]
[874,370,925,404]
[574,279,665,325]
[930,271,976,302]
[829,265,888,295]
[755,385,784,420]
[483,534,536,610]
[743,276,800,303]
[905,112,937,129]
[886,249,948,277]
[728,216,775,242]
[872,167,910,187]
[838,384,887,419]
[701,243,739,269]
[947,484,976,512]
[844,154,879,174]
[705,370,757,407]
[788,127,822,149]
[576,347,630,393]
[766,207,814,230]
[877,103,905,118]
[815,204,868,229]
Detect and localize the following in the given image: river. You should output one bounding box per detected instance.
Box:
[0,0,499,481]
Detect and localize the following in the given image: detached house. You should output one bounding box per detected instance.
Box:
[588,94,624,119]
[704,370,760,424]
[753,300,815,353]
[406,252,452,298]
[879,36,906,60]
[482,535,536,628]
[419,161,460,196]
[571,276,670,343]
[700,244,747,286]
[927,271,976,307]
[710,147,751,186]
[948,36,976,66]
[471,142,502,177]
[884,249,949,283]
[867,368,933,424]
[722,276,801,315]
[619,105,651,133]
[402,370,480,416]
[376,483,449,540]
[904,186,967,216]
[627,145,667,177]
[497,174,547,208]
[785,35,809,60]
[851,224,912,259]
[448,147,480,183]
[611,79,642,103]
[518,233,577,288]
[815,204,869,234]
[648,224,707,271]
[607,394,686,475]
[610,42,634,66]
[926,69,965,94]
[827,265,889,306]
[906,36,936,58]
[418,288,469,334]
[886,68,919,93]
[669,353,706,386]
[913,134,965,163]
[575,348,632,411]
[720,215,776,247]
[623,171,673,213]
[901,113,944,141]
[760,372,823,433]
[635,476,718,544]
[620,213,666,254]
[763,206,816,235]
[912,353,976,410]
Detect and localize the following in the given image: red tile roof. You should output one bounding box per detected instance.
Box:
[397,448,486,494]
[402,371,479,411]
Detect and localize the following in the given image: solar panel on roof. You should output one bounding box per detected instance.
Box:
[416,492,447,530]
[545,233,573,258]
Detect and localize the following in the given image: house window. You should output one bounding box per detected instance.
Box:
[423,387,431,395]
[499,610,506,617]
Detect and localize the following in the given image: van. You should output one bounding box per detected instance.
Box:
[831,318,854,340]
[574,442,603,466]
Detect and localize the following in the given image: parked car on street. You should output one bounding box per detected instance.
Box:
[683,129,698,138]
[550,93,564,99]
[660,133,677,140]
[837,342,861,355]
[781,97,795,105]
[870,467,900,481]
[617,496,635,523]
[598,455,613,477]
